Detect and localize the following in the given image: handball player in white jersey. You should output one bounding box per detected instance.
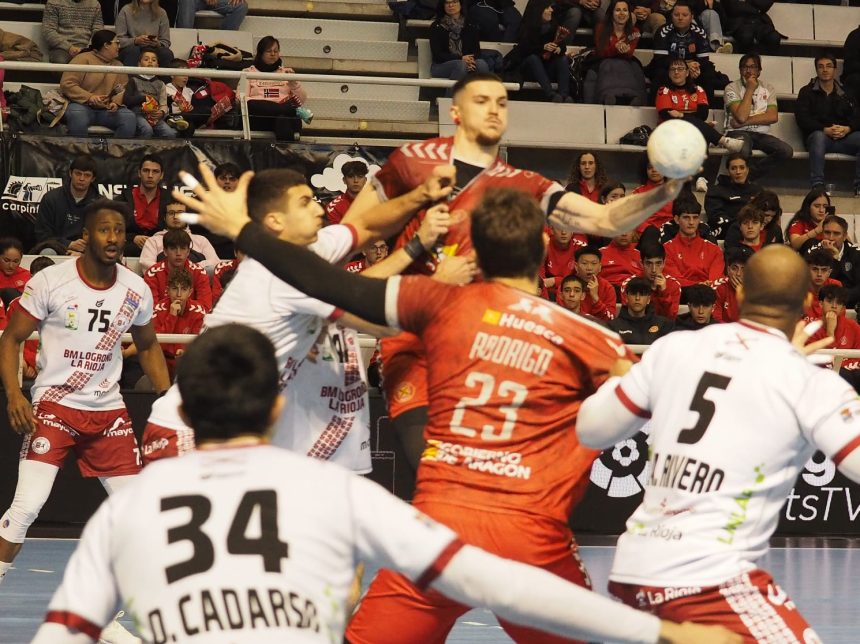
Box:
[0,200,170,585]
[578,245,860,641]
[142,165,463,470]
[34,324,740,644]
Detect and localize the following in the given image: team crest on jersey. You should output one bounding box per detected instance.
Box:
[95,299,104,308]
[31,437,51,455]
[649,325,659,333]
[64,303,79,330]
[394,381,416,403]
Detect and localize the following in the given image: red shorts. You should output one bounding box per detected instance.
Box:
[379,332,428,419]
[141,422,195,465]
[22,400,141,477]
[609,569,822,644]
[346,503,590,644]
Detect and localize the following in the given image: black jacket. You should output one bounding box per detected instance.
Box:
[808,240,860,308]
[429,19,482,64]
[34,179,100,248]
[673,313,717,331]
[843,26,860,81]
[608,306,674,345]
[704,175,762,240]
[795,78,860,140]
[724,218,783,249]
[722,0,779,32]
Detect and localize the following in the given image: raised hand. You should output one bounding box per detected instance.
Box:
[172,163,255,240]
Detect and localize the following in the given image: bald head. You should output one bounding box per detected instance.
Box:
[740,246,810,318]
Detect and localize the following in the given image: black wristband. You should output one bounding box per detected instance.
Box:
[403,236,425,260]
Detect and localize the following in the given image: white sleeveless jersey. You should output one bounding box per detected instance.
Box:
[41,445,459,643]
[19,259,153,411]
[611,321,860,587]
[274,323,372,472]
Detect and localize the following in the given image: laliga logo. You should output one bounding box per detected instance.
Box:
[590,424,652,498]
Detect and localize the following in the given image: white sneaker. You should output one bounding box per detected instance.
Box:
[99,611,141,644]
[695,177,709,193]
[719,136,745,153]
[715,42,733,54]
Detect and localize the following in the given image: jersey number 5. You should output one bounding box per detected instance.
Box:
[450,372,527,441]
[677,372,732,445]
[160,489,289,584]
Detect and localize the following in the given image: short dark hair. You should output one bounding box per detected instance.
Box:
[560,273,587,290]
[726,153,748,167]
[139,153,164,172]
[177,324,280,442]
[736,205,763,225]
[0,237,23,254]
[724,245,753,269]
[750,190,781,217]
[575,246,602,262]
[164,228,191,250]
[815,52,838,69]
[168,266,193,289]
[70,155,97,176]
[640,244,666,262]
[29,256,55,275]
[599,182,625,203]
[673,194,701,217]
[452,72,504,100]
[341,160,369,178]
[214,162,241,179]
[819,284,847,304]
[82,199,131,229]
[685,283,716,307]
[169,58,190,69]
[739,53,762,71]
[672,0,693,11]
[470,189,545,279]
[246,169,308,223]
[626,277,652,295]
[138,46,158,61]
[806,248,834,268]
[823,214,848,233]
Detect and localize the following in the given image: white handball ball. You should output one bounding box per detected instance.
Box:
[646,119,707,179]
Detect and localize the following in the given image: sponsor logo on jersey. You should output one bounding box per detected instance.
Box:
[143,437,170,456]
[481,306,563,346]
[95,299,104,308]
[634,585,702,608]
[393,381,415,403]
[64,303,79,330]
[422,439,532,480]
[103,416,133,438]
[31,437,51,455]
[629,520,683,542]
[718,463,765,545]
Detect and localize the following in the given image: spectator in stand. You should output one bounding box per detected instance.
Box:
[198,162,241,259]
[152,267,206,379]
[116,0,172,67]
[346,240,389,273]
[326,160,369,225]
[60,30,136,138]
[165,59,207,136]
[633,157,675,247]
[574,246,617,321]
[585,0,646,106]
[648,1,723,101]
[119,153,168,256]
[245,36,313,139]
[722,54,793,180]
[609,276,674,343]
[176,0,247,30]
[712,245,752,323]
[722,0,781,54]
[599,230,642,294]
[140,199,219,271]
[565,151,607,201]
[0,238,29,301]
[467,0,522,42]
[803,248,841,322]
[509,0,573,102]
[631,0,664,36]
[725,204,765,253]
[704,153,761,239]
[663,193,725,289]
[211,249,244,303]
[554,0,609,45]
[673,282,717,329]
[690,0,731,54]
[430,0,491,89]
[558,273,588,314]
[723,188,783,249]
[143,228,213,311]
[42,0,104,64]
[621,243,681,318]
[656,59,743,158]
[2,257,55,381]
[785,187,830,252]
[123,47,176,138]
[796,52,860,195]
[809,214,860,309]
[842,25,860,105]
[34,155,100,253]
[541,224,586,300]
[808,285,860,391]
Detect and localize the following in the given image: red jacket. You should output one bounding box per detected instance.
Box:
[633,182,674,234]
[144,260,213,311]
[153,297,206,377]
[0,266,30,292]
[664,235,724,287]
[712,278,740,323]
[599,241,642,287]
[580,275,617,321]
[620,274,681,319]
[543,235,586,298]
[6,297,37,369]
[809,313,860,370]
[594,25,641,58]
[326,192,354,226]
[803,278,843,321]
[211,258,238,303]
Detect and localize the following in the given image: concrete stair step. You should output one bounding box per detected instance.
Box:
[310,97,429,121]
[280,56,417,76]
[304,117,437,137]
[247,0,394,19]
[302,81,419,101]
[240,15,398,41]
[281,37,407,62]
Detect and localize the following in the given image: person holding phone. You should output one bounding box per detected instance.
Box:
[116,0,173,67]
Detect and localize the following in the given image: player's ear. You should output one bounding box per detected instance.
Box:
[449,102,461,126]
[262,211,284,235]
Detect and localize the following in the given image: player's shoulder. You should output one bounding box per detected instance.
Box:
[396,136,453,162]
[694,85,707,95]
[690,23,708,38]
[712,276,729,288]
[153,298,170,312]
[116,263,149,290]
[144,261,166,276]
[188,262,207,275]
[188,302,207,315]
[656,23,672,38]
[659,86,671,95]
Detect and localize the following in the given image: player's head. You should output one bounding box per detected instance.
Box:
[29,256,55,276]
[822,214,848,251]
[0,237,23,277]
[625,277,652,315]
[164,228,191,269]
[736,205,763,242]
[820,284,848,317]
[599,182,625,204]
[806,248,833,288]
[726,154,749,185]
[739,53,762,83]
[568,151,606,187]
[82,199,129,266]
[138,46,158,67]
[739,245,811,321]
[559,274,586,311]
[450,73,507,147]
[167,267,194,306]
[724,246,753,284]
[69,155,97,194]
[138,153,164,190]
[815,52,838,82]
[639,244,665,282]
[574,246,602,279]
[364,239,389,266]
[672,194,701,238]
[247,169,324,246]
[470,188,544,279]
[177,324,283,443]
[685,283,716,324]
[341,160,369,197]
[214,162,242,193]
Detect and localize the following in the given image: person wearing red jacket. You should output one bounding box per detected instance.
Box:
[574,246,617,320]
[809,285,860,381]
[143,228,213,311]
[712,246,753,323]
[621,243,680,318]
[152,267,206,379]
[633,160,675,242]
[0,238,30,293]
[542,224,587,299]
[600,230,641,291]
[803,248,843,322]
[326,160,369,226]
[663,194,724,288]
